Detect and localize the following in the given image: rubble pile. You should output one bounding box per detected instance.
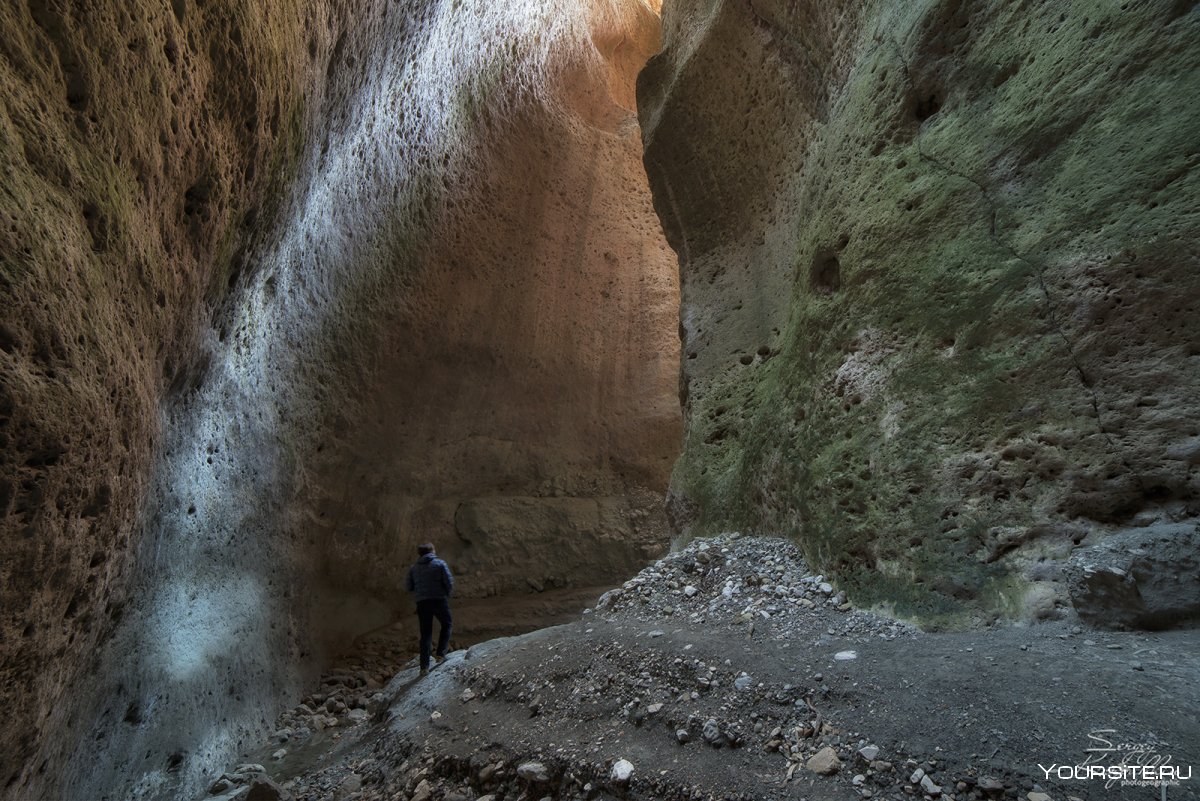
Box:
[593,533,916,643]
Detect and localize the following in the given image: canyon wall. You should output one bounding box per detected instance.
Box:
[1,1,319,796]
[640,0,1200,627]
[0,1,676,799]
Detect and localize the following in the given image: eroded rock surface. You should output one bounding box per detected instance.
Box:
[639,0,1200,625]
[1,1,676,799]
[1,1,316,796]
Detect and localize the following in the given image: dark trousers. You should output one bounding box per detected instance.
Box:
[416,598,452,670]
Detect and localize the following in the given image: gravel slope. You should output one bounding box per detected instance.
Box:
[204,535,1200,801]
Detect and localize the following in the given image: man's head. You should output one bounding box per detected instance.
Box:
[417,543,435,556]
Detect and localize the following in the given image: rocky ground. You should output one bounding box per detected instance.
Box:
[202,535,1200,801]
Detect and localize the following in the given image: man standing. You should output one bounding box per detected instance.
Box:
[405,542,454,676]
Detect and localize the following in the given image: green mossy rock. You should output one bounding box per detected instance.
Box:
[641,0,1200,627]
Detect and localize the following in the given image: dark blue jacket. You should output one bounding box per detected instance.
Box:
[406,553,454,601]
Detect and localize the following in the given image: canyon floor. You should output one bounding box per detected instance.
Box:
[204,536,1200,801]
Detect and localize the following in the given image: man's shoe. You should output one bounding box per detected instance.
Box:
[419,667,429,678]
[434,654,446,666]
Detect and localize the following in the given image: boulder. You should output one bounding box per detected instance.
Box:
[1067,523,1200,629]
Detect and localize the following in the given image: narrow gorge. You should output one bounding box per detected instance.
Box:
[0,1,1197,800]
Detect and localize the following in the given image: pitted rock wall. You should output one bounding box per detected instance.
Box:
[309,92,681,603]
[0,1,677,799]
[1,1,316,795]
[639,0,1200,626]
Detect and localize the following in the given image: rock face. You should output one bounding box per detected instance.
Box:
[0,1,676,799]
[639,0,1200,625]
[1067,522,1200,630]
[309,22,682,603]
[1,1,317,797]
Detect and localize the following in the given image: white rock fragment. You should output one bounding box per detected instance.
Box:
[857,745,880,762]
[920,774,942,796]
[411,779,434,801]
[610,759,634,783]
[517,761,550,782]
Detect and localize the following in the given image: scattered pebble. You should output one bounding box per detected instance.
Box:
[807,746,842,775]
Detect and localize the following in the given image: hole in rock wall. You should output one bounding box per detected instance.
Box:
[811,252,842,294]
[914,91,942,122]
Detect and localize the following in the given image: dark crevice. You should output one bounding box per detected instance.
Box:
[810,252,841,294]
[914,92,942,121]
